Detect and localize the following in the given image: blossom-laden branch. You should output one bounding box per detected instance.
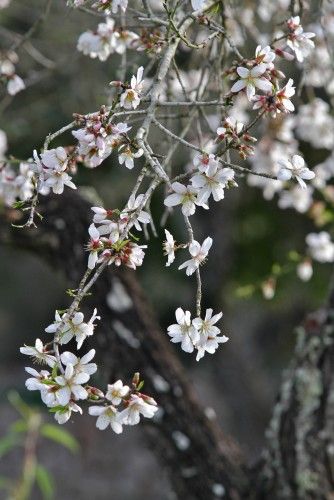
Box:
[2,0,333,438]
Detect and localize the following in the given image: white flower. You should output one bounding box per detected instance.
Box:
[87,224,102,269]
[178,237,212,276]
[191,164,235,204]
[45,309,100,349]
[193,153,219,172]
[277,155,315,189]
[278,186,313,213]
[118,146,143,170]
[119,394,158,425]
[77,18,115,61]
[24,367,50,391]
[306,232,334,263]
[231,64,272,100]
[164,182,207,216]
[163,229,176,267]
[106,380,130,405]
[120,66,144,110]
[89,405,123,432]
[193,309,229,362]
[195,333,229,361]
[20,339,56,368]
[286,16,315,63]
[167,308,199,353]
[54,401,82,425]
[255,45,275,66]
[60,349,97,376]
[192,308,223,337]
[191,0,205,11]
[123,194,150,231]
[7,74,25,96]
[100,242,146,269]
[54,363,89,406]
[252,78,295,115]
[35,147,76,195]
[297,259,313,282]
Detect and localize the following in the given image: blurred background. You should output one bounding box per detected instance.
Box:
[0,1,330,498]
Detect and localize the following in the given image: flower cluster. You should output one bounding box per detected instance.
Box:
[33,147,77,195]
[216,117,257,159]
[0,51,25,96]
[167,308,229,361]
[21,307,157,429]
[86,202,149,270]
[286,16,315,62]
[77,18,138,61]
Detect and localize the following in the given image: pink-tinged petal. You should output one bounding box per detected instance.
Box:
[231,80,246,93]
[88,251,98,270]
[250,63,267,77]
[236,67,249,78]
[255,78,272,92]
[89,224,100,240]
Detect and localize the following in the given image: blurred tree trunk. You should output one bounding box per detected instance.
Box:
[1,190,334,499]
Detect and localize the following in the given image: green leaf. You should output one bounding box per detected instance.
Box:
[41,424,79,453]
[0,434,20,458]
[137,380,145,391]
[7,391,32,419]
[35,464,54,500]
[10,419,28,434]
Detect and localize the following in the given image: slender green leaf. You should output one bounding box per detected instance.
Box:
[41,424,79,453]
[0,434,20,458]
[36,464,54,500]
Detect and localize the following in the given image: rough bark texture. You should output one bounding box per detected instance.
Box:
[2,190,334,499]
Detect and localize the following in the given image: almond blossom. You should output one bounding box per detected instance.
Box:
[120,66,144,110]
[178,237,213,276]
[167,308,199,353]
[119,394,158,425]
[192,309,229,361]
[277,154,315,189]
[118,146,144,169]
[286,16,315,62]
[20,339,56,368]
[89,405,124,432]
[231,64,272,100]
[60,349,98,376]
[106,380,130,405]
[191,164,235,204]
[306,232,334,263]
[87,224,103,269]
[45,309,100,349]
[123,194,150,231]
[164,182,208,216]
[163,229,176,267]
[53,363,89,406]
